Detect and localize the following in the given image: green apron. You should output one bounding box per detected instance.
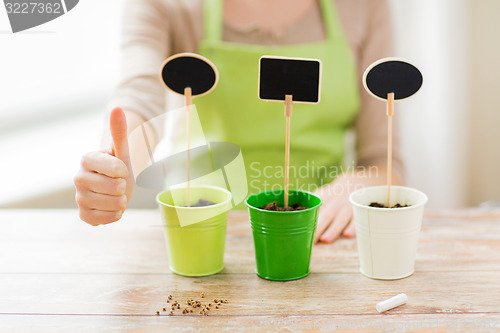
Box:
[193,0,360,196]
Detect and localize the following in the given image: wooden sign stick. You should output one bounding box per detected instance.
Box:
[386,92,394,207]
[160,53,218,209]
[258,56,321,209]
[363,58,422,208]
[284,94,293,209]
[185,87,192,207]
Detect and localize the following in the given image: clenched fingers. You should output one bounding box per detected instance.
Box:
[74,170,126,196]
[76,191,128,212]
[80,151,128,178]
[79,209,123,226]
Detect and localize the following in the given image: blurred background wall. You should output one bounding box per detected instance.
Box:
[0,0,123,208]
[0,0,499,210]
[390,0,500,209]
[389,0,470,209]
[465,0,500,206]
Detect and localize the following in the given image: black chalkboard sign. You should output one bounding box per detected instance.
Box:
[363,58,423,101]
[259,56,322,103]
[161,53,218,96]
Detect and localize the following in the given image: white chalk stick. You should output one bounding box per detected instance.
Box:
[376,293,408,313]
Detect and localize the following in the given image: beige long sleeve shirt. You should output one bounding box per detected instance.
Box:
[109,0,404,176]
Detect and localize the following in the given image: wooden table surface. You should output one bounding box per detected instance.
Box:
[1,209,500,332]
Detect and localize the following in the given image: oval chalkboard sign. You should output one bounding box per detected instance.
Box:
[363,58,423,101]
[161,53,218,96]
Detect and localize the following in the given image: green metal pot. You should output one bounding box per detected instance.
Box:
[246,189,322,281]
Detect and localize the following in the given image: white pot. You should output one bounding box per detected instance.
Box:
[349,186,428,280]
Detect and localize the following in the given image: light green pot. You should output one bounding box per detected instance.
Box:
[157,186,232,277]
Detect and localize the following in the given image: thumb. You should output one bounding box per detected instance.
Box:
[109,107,131,164]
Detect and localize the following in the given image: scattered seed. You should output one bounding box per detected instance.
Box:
[158,293,228,316]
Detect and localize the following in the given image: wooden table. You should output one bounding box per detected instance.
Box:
[1,209,499,332]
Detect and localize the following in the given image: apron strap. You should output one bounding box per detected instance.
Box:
[203,0,223,43]
[319,0,344,41]
[204,0,344,43]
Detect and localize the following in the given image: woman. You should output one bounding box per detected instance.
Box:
[74,0,404,243]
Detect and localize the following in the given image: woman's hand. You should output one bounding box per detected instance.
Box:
[314,166,401,243]
[74,108,135,226]
[313,173,359,243]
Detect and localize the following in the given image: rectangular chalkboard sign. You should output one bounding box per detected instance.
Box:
[258,56,322,104]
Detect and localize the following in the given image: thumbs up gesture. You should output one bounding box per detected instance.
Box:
[74,108,135,226]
